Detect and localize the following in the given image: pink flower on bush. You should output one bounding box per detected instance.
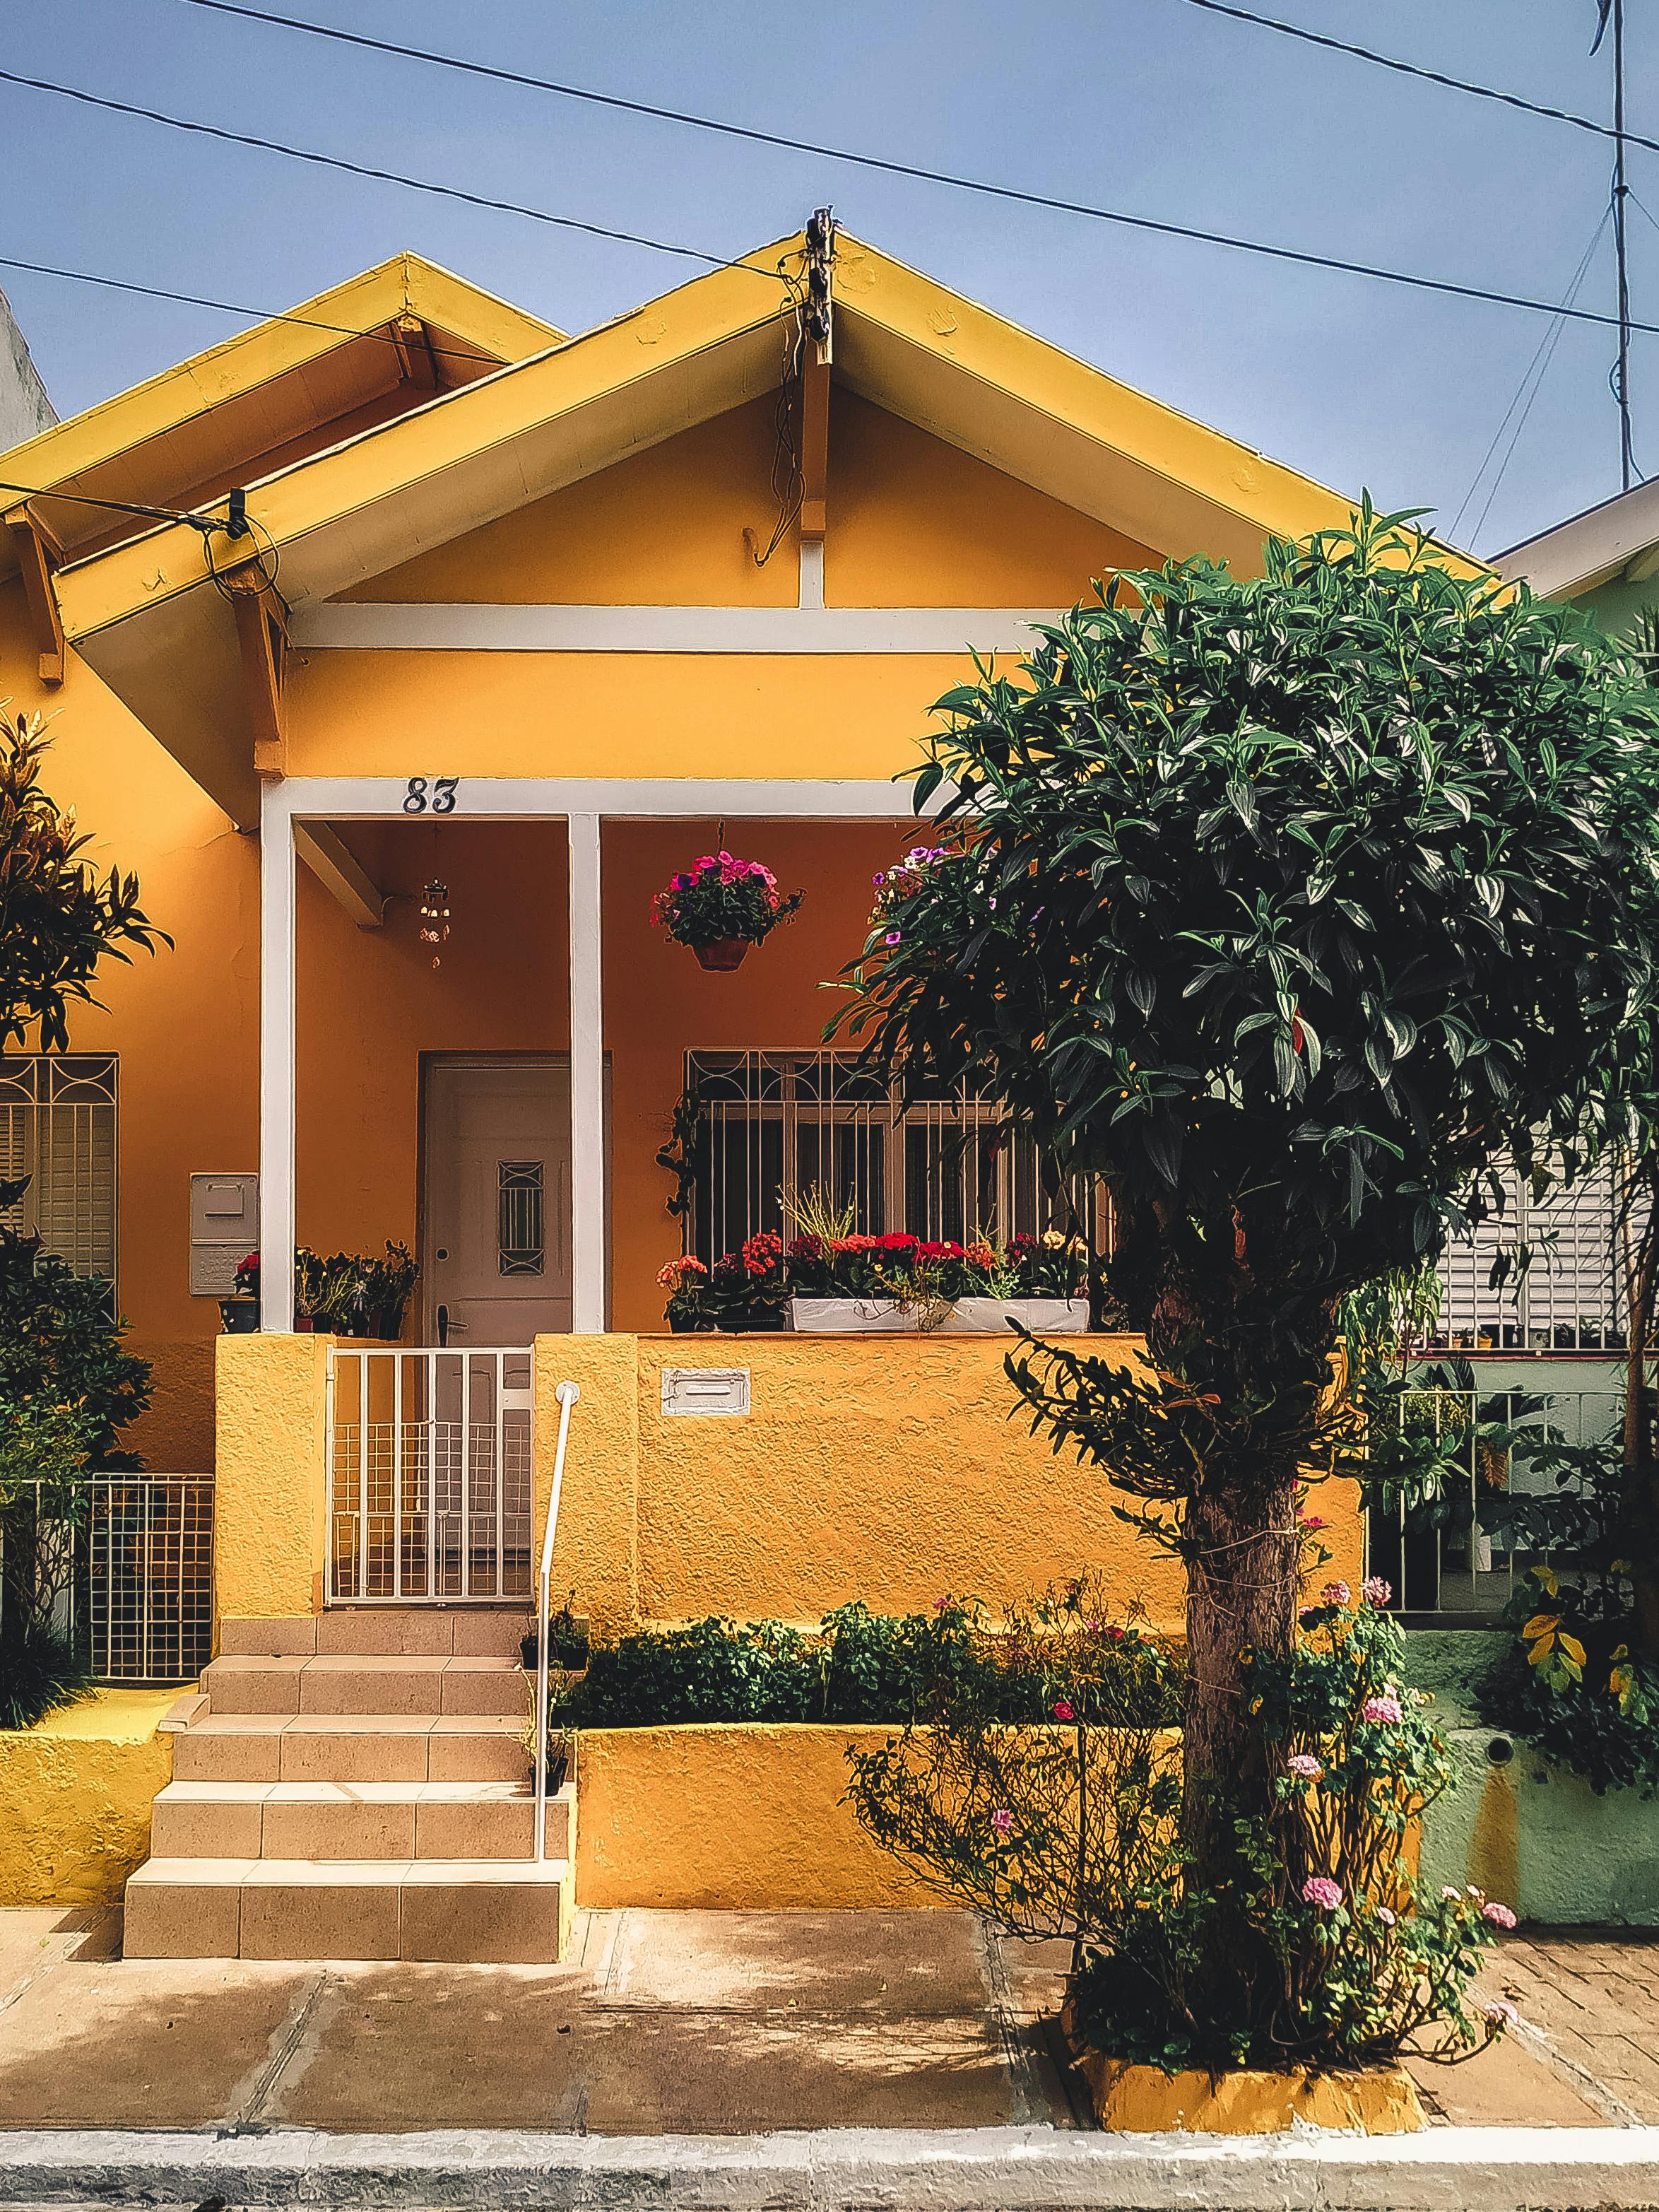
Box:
[1299,1512,1328,1531]
[1287,1753,1323,1779]
[1362,1576,1392,1607]
[1052,1700,1075,1722]
[1376,1905,1396,1927]
[1322,1580,1352,1607]
[1483,1999,1519,2028]
[1301,1876,1344,1911]
[1482,1901,1518,1930]
[1361,1693,1404,1725]
[1441,1886,1463,1902]
[989,1807,1014,1835]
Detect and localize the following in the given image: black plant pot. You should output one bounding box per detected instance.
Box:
[219,1298,259,1334]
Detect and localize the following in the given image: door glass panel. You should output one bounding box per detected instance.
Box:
[497,1160,545,1276]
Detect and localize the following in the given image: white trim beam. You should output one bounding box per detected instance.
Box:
[259,784,297,1331]
[567,813,606,1334]
[295,822,385,929]
[265,777,930,823]
[290,602,1060,654]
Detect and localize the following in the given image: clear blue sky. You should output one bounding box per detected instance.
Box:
[1,0,1650,555]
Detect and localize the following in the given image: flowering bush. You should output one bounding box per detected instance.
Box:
[659,1225,1096,1326]
[849,1576,1513,2075]
[650,852,803,950]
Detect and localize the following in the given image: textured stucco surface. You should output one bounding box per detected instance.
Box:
[534,1336,1366,1635]
[1419,1727,1659,1926]
[575,1724,932,1909]
[216,1331,332,1623]
[0,1691,173,1905]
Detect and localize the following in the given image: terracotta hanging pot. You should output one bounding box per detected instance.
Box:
[693,937,752,972]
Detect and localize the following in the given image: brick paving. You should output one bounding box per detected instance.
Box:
[1482,1931,1659,2124]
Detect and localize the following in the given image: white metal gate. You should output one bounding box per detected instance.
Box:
[326,1348,533,1603]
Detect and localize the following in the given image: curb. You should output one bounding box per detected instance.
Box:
[4,2123,1659,2210]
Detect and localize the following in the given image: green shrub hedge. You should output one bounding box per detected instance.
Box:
[550,1595,1183,1730]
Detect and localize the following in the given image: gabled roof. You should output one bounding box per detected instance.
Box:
[44,228,1370,821]
[1494,476,1659,600]
[0,253,561,577]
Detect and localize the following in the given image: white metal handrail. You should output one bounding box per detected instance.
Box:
[534,1380,580,1865]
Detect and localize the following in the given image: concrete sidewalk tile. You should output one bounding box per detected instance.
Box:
[604,1909,993,2013]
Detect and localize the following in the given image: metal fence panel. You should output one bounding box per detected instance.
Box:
[326,1347,533,1602]
[1,1476,214,1683]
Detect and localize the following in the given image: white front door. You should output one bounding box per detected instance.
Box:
[423,1057,572,1345]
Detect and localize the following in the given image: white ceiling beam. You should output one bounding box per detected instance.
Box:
[295,820,385,928]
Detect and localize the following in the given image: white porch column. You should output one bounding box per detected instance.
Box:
[258,783,297,1331]
[567,813,606,1333]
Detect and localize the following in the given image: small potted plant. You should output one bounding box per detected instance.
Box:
[650,852,803,970]
[219,1252,260,1333]
[658,1254,715,1331]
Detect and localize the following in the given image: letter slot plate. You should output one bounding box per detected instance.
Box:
[661,1367,750,1416]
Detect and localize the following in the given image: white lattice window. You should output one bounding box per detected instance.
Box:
[0,1056,117,1284]
[680,1049,1102,1264]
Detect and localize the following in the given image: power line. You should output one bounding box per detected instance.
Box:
[175,0,1659,165]
[0,67,790,283]
[14,54,1659,344]
[1450,211,1611,548]
[0,250,548,372]
[1161,0,1659,160]
[0,478,225,531]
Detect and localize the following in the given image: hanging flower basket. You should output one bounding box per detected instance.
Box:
[651,853,803,967]
[693,937,751,972]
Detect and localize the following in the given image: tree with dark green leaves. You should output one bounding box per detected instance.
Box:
[0,707,168,1050]
[838,506,1659,2035]
[0,708,165,1719]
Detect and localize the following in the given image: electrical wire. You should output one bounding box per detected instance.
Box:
[0,67,793,283]
[1157,0,1659,160]
[1448,211,1611,546]
[8,58,1659,343]
[0,249,552,372]
[172,0,1659,165]
[0,476,223,531]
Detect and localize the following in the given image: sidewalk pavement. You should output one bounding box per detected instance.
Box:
[0,1905,1648,2136]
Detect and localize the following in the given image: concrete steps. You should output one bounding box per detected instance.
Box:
[124,1608,576,1964]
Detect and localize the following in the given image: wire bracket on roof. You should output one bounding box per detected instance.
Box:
[805,206,835,365]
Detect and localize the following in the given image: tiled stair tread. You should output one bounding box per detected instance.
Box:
[156,1779,566,1805]
[187,1712,526,1734]
[206,1654,521,1674]
[129,1857,570,1886]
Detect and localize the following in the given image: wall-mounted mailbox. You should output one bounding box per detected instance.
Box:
[661,1367,750,1417]
[189,1170,258,1296]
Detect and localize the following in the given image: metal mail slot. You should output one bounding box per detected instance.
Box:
[661,1367,750,1416]
[189,1169,257,1296]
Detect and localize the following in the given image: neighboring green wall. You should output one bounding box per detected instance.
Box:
[1403,1630,1659,1926]
[1573,571,1653,644]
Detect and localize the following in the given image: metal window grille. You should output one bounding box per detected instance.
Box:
[1431,1155,1645,1354]
[497,1161,545,1277]
[326,1348,533,1602]
[1366,1387,1619,1620]
[680,1049,1102,1260]
[0,1478,214,1683]
[0,1054,117,1286]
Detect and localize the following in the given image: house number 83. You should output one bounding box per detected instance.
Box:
[403,777,459,814]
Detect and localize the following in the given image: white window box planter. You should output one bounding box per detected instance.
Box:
[789,1297,1090,1335]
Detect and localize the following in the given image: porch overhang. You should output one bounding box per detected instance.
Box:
[49,230,1377,824]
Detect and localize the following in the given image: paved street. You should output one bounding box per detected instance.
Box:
[0,1907,1648,2134]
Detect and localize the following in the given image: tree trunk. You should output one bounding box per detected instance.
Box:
[1182,1468,1302,1873]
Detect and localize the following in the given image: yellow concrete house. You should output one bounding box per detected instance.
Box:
[0,222,1366,1960]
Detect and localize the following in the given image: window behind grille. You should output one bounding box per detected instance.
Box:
[680,1049,1099,1264]
[0,1056,118,1287]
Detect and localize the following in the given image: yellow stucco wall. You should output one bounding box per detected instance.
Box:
[220,1331,1364,1636]
[214,1330,332,1623]
[0,1691,175,1907]
[575,1724,932,1908]
[531,1334,1365,1637]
